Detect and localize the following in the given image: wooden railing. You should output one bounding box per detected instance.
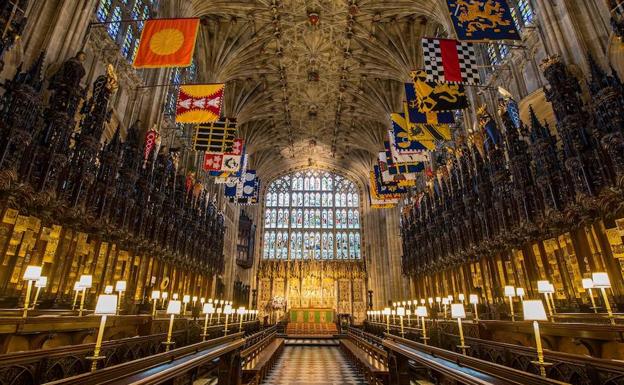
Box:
[383,334,568,385]
[45,333,245,385]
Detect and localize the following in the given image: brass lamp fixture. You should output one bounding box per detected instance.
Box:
[115,280,126,315]
[458,293,465,304]
[151,290,160,317]
[469,294,479,321]
[592,272,615,325]
[451,303,469,355]
[397,306,406,337]
[88,294,117,371]
[223,304,233,336]
[415,306,429,345]
[523,300,552,378]
[516,288,525,302]
[182,295,190,316]
[238,307,246,331]
[31,276,47,310]
[78,275,93,317]
[22,266,42,318]
[202,302,215,341]
[72,281,81,310]
[382,307,391,334]
[161,291,168,308]
[104,285,113,294]
[435,297,442,313]
[537,280,554,320]
[504,285,516,321]
[442,298,449,319]
[582,278,598,313]
[164,300,181,351]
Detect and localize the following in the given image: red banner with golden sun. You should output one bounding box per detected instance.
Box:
[133,18,200,68]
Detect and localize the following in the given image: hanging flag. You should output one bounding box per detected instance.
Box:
[204,140,245,172]
[225,170,260,204]
[384,141,426,176]
[370,166,406,199]
[422,38,480,85]
[378,152,417,186]
[408,122,452,142]
[176,84,224,123]
[391,114,436,153]
[407,70,468,112]
[193,119,237,152]
[133,18,200,68]
[447,0,521,41]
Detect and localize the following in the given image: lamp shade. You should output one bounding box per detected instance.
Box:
[469,294,479,304]
[504,286,516,297]
[435,297,441,303]
[23,266,42,281]
[203,303,215,314]
[95,294,118,315]
[396,307,405,316]
[237,307,246,315]
[166,300,182,315]
[548,283,555,293]
[428,298,433,304]
[35,276,47,288]
[79,275,92,288]
[73,281,82,291]
[402,301,406,306]
[162,292,168,299]
[442,298,449,305]
[115,280,126,292]
[582,278,594,289]
[172,293,179,300]
[224,304,233,314]
[592,272,611,288]
[523,300,548,321]
[151,290,161,300]
[458,293,465,302]
[104,285,113,294]
[415,306,428,317]
[200,297,205,303]
[516,288,525,297]
[382,307,391,316]
[192,296,198,302]
[183,295,190,303]
[420,299,425,305]
[537,280,551,293]
[447,295,453,301]
[407,300,412,305]
[451,304,466,319]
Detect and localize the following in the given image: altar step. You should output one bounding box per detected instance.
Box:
[285,338,340,346]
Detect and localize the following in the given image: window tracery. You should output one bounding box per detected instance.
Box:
[263,170,361,260]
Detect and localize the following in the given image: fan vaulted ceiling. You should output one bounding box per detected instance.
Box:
[162,0,451,185]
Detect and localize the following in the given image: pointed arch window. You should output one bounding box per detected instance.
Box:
[262,169,362,260]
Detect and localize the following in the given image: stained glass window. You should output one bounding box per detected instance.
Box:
[263,170,362,260]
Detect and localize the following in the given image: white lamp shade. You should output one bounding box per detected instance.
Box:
[203,303,215,314]
[469,294,479,304]
[415,306,428,317]
[592,272,611,288]
[442,298,449,305]
[548,284,555,293]
[428,298,433,304]
[200,297,205,303]
[523,300,548,321]
[35,276,48,288]
[406,310,412,316]
[79,275,93,288]
[216,308,222,314]
[537,280,551,293]
[224,304,233,314]
[396,307,405,316]
[447,295,453,301]
[582,278,594,289]
[192,296,198,302]
[516,288,525,297]
[435,297,441,303]
[208,298,213,303]
[73,281,82,290]
[451,304,466,319]
[183,295,190,303]
[237,307,246,314]
[504,286,516,297]
[162,292,168,299]
[391,310,396,316]
[104,285,113,294]
[95,294,118,315]
[166,300,182,315]
[151,290,161,300]
[407,300,412,305]
[115,281,126,291]
[401,301,406,306]
[172,293,179,300]
[458,294,465,301]
[23,266,42,281]
[382,307,391,316]
[420,299,425,305]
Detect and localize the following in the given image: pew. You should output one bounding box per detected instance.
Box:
[45,333,245,385]
[240,325,284,385]
[340,327,389,385]
[383,334,568,385]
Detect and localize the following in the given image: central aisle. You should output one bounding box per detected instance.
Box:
[261,345,367,385]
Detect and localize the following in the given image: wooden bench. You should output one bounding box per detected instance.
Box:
[241,327,284,385]
[340,329,389,385]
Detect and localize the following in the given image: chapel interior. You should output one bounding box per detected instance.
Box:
[1,1,624,384]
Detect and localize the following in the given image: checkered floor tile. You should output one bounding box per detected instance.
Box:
[261,346,367,385]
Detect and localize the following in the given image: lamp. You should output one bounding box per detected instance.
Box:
[115,280,126,315]
[88,294,117,371]
[182,295,190,315]
[164,300,181,351]
[469,294,479,321]
[420,299,426,306]
[22,266,42,318]
[78,275,92,317]
[31,276,47,310]
[458,293,465,304]
[223,304,233,336]
[173,293,179,300]
[435,296,442,312]
[451,303,468,354]
[192,296,198,307]
[516,288,525,302]
[382,307,391,334]
[592,272,615,325]
[523,300,551,378]
[415,306,429,344]
[238,307,246,331]
[202,303,215,341]
[442,298,449,319]
[104,285,113,294]
[72,281,81,310]
[537,280,554,319]
[428,297,433,307]
[161,291,168,307]
[447,294,453,302]
[151,290,160,317]
[397,306,406,337]
[582,278,598,313]
[504,285,516,321]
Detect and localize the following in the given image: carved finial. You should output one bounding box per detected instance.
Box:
[105,64,119,92]
[539,54,561,72]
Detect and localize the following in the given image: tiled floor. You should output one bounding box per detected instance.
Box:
[261,346,368,385]
[285,339,340,346]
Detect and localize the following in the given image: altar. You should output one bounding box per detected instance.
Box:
[289,308,334,324]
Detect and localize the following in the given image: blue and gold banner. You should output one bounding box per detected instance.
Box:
[371,165,407,197]
[384,141,426,176]
[447,0,521,41]
[407,70,468,113]
[391,113,436,153]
